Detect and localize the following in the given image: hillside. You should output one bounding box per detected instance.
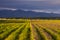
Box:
[0,9,60,18]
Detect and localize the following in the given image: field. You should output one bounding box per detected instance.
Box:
[0,19,60,40]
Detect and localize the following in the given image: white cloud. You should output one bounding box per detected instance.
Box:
[33,9,60,14]
[0,7,17,11]
[32,10,52,13]
[22,9,60,14]
[18,0,47,1]
[19,0,60,4]
[46,0,60,4]
[2,0,60,4]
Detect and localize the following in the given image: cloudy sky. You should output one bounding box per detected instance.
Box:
[0,0,60,10]
[0,0,60,4]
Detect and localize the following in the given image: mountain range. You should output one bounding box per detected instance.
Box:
[0,9,60,18]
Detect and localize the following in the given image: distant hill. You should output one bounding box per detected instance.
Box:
[0,9,60,18]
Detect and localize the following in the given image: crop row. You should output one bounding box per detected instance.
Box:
[0,22,60,40]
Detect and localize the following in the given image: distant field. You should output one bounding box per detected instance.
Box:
[0,19,60,40]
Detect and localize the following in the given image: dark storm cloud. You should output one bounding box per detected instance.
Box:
[0,0,60,9]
